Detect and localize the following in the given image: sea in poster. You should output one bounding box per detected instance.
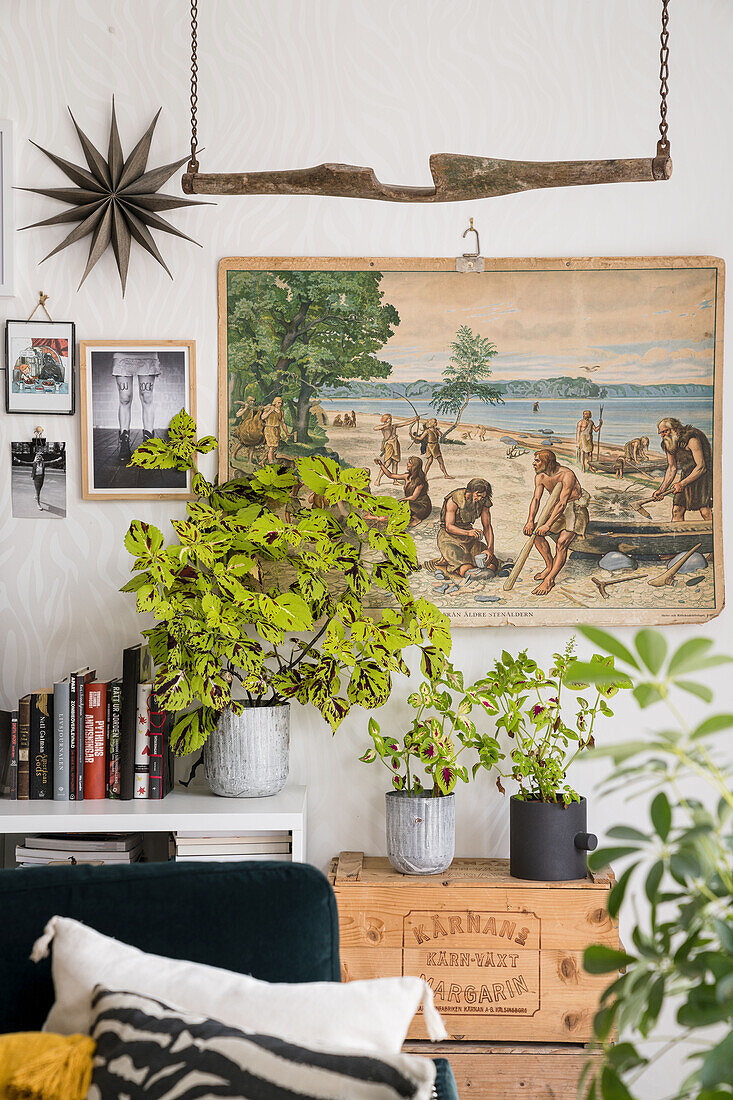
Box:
[219,259,724,626]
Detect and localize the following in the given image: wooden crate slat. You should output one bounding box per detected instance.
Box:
[404,1041,602,1100]
[330,851,618,1045]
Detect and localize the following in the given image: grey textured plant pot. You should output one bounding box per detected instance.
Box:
[509,795,597,881]
[385,790,455,875]
[204,704,290,798]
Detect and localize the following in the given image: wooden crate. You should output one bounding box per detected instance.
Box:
[403,1041,601,1099]
[329,852,617,1044]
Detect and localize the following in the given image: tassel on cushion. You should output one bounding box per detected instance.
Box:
[420,982,448,1041]
[0,1034,95,1100]
[29,917,58,963]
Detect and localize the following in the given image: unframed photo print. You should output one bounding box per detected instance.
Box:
[11,439,66,518]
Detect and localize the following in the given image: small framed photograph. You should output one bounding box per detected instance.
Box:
[5,319,76,414]
[0,119,13,296]
[79,340,196,500]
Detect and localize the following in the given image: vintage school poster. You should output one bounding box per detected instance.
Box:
[218,257,724,626]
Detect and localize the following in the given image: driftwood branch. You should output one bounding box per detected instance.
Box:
[181,151,672,202]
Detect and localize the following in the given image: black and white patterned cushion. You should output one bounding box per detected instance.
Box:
[87,986,437,1100]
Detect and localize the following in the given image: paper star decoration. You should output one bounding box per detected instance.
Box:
[20,99,206,294]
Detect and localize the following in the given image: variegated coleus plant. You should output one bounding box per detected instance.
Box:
[359,662,503,796]
[121,411,452,755]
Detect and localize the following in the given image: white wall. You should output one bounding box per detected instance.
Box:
[1,2,730,1091]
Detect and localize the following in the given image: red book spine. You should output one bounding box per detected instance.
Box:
[83,682,107,800]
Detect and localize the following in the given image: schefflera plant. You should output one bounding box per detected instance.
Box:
[121,411,452,755]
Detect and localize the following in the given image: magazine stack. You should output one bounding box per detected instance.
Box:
[172,831,292,863]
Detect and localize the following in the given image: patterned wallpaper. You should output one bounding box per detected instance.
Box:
[0,0,730,875]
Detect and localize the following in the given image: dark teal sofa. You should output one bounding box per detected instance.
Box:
[0,860,458,1098]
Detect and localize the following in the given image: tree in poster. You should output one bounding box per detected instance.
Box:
[226,270,400,447]
[431,325,502,440]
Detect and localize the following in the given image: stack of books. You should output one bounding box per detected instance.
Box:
[172,831,292,863]
[15,832,144,867]
[0,642,173,803]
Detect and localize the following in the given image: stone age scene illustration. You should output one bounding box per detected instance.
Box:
[223,265,721,623]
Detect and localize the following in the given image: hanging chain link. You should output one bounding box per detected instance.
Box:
[188,0,199,172]
[657,0,670,156]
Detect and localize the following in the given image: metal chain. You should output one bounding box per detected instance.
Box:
[188,0,199,172]
[657,0,670,156]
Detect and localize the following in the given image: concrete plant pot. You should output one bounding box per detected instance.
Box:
[385,790,455,875]
[204,703,290,797]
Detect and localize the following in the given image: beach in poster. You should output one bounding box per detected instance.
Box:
[218,257,724,626]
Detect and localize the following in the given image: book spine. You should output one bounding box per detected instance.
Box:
[76,677,86,800]
[134,682,152,799]
[83,682,107,800]
[120,647,139,801]
[107,680,123,798]
[53,682,70,800]
[9,712,18,799]
[147,687,166,800]
[29,692,52,800]
[17,699,30,800]
[68,676,77,800]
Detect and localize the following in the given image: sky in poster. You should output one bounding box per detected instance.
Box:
[376,267,716,387]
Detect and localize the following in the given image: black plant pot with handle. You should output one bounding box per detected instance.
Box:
[509,795,597,881]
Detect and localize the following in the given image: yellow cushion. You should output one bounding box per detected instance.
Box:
[0,1033,94,1100]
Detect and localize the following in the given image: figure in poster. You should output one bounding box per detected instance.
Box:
[232,397,265,464]
[112,350,161,464]
[410,418,454,479]
[524,449,590,596]
[260,396,290,464]
[31,448,46,511]
[576,409,602,472]
[374,455,432,526]
[624,436,651,465]
[653,418,713,521]
[373,413,415,485]
[426,479,498,577]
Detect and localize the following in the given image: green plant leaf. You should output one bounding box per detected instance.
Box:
[692,714,733,740]
[675,679,714,703]
[600,1065,635,1099]
[650,791,672,841]
[667,637,714,677]
[583,945,636,974]
[578,627,640,669]
[645,860,664,903]
[607,826,649,843]
[124,520,165,557]
[632,682,664,709]
[588,846,640,870]
[607,862,639,919]
[592,1001,619,1042]
[634,629,667,675]
[698,1030,733,1086]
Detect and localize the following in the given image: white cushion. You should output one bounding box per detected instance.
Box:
[32,916,447,1052]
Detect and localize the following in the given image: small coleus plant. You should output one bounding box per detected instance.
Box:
[472,639,631,804]
[359,663,503,796]
[121,411,452,755]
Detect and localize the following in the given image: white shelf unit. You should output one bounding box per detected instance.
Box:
[0,785,307,865]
